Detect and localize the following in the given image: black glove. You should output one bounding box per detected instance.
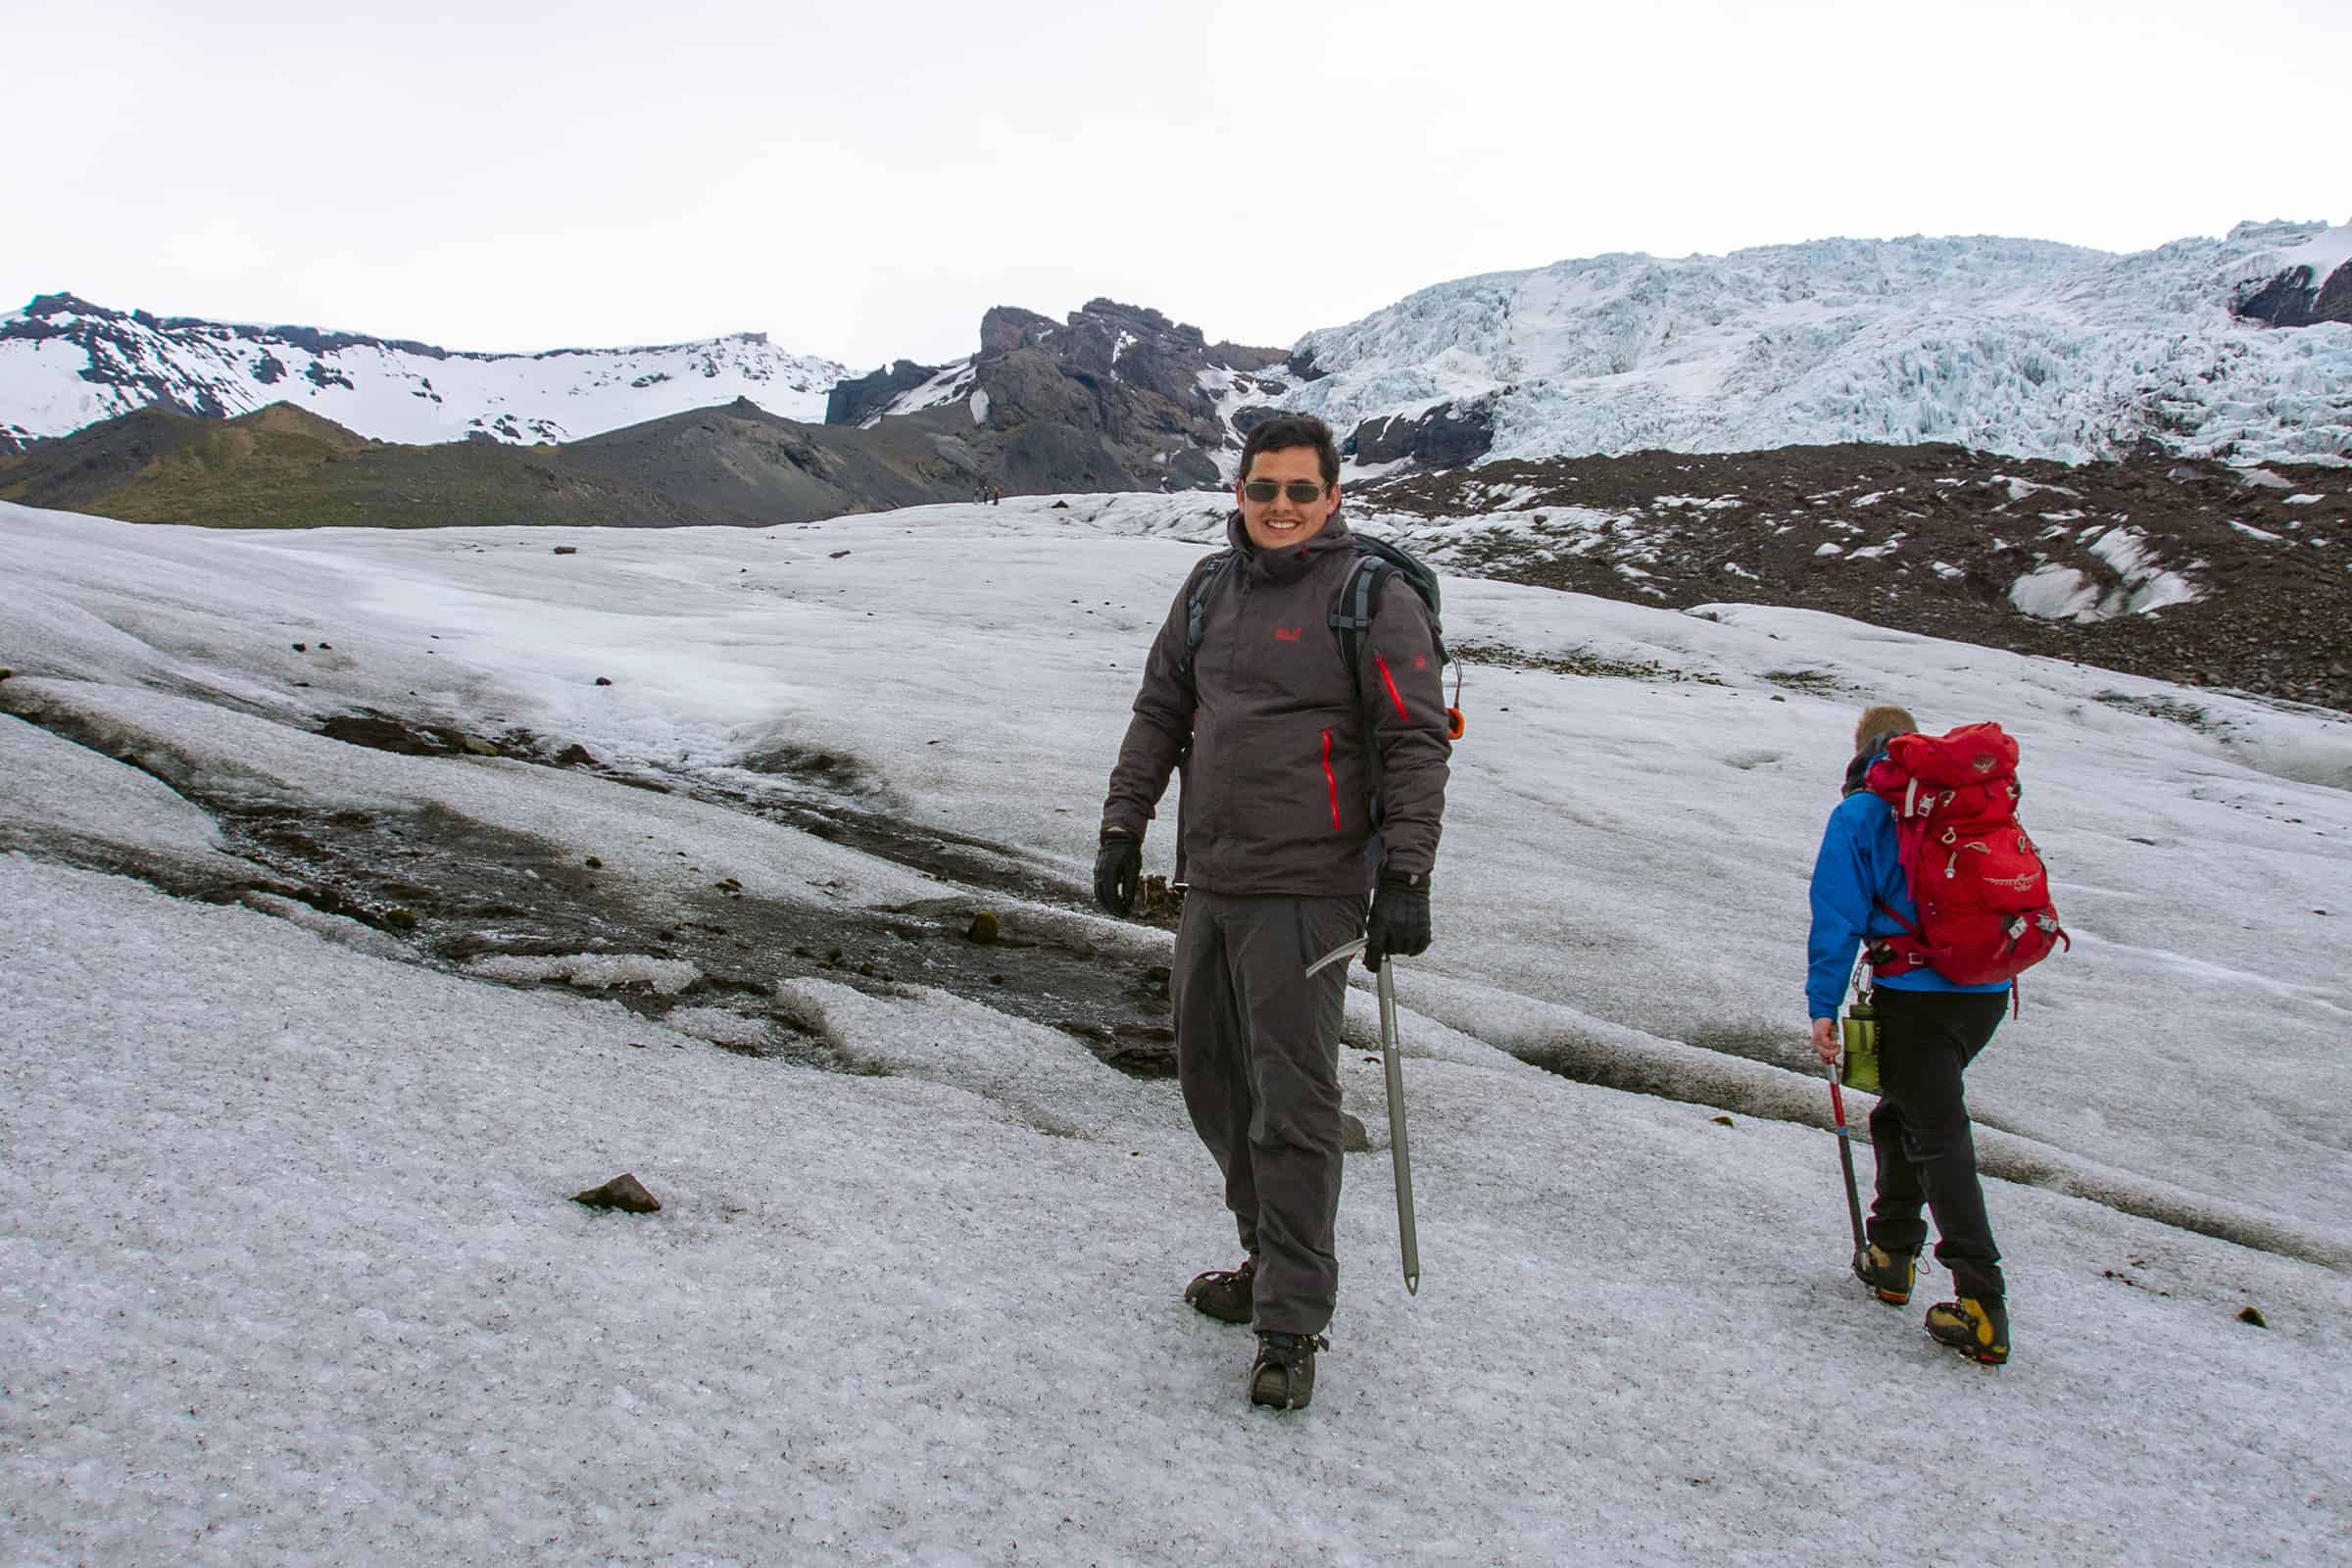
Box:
[1363,872,1431,971]
[1094,833,1142,916]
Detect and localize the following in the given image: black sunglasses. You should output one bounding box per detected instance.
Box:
[1242,479,1329,505]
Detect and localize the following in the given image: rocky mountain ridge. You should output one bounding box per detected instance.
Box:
[826,298,1291,491]
[0,398,972,529]
[11,220,2348,481]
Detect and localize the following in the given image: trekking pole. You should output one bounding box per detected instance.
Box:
[1376,960,1422,1295]
[1826,1059,1867,1269]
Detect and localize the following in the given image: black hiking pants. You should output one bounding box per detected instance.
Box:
[1171,889,1362,1337]
[1865,987,2009,1302]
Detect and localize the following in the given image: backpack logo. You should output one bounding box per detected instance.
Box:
[1274,626,1302,642]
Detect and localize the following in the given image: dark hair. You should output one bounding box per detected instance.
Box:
[1239,414,1340,488]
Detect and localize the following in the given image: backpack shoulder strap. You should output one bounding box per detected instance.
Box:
[1178,549,1238,682]
[1329,550,1390,709]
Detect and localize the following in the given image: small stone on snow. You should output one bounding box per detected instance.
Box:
[572,1172,661,1212]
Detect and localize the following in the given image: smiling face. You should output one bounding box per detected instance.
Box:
[1235,444,1342,552]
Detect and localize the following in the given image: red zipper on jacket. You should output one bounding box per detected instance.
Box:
[1321,728,1342,830]
[1374,653,1411,721]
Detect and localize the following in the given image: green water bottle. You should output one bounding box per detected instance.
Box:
[1840,996,1880,1094]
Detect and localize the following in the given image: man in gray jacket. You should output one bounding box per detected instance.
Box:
[1094,414,1451,1409]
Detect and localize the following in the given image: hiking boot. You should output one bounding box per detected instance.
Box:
[1183,1258,1255,1325]
[1249,1332,1328,1410]
[1925,1297,2010,1365]
[1853,1245,1918,1306]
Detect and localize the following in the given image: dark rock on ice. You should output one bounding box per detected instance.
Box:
[572,1172,662,1213]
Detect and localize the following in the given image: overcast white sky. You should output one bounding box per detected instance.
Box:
[7,0,2346,371]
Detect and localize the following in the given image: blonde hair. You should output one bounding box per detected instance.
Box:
[1853,704,1918,754]
[1853,705,1909,752]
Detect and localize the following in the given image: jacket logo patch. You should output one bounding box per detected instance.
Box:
[1274,626,1302,642]
[1413,655,1428,669]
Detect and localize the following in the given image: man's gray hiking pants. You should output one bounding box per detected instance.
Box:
[1172,888,1362,1337]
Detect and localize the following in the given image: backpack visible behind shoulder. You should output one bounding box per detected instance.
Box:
[1182,534,1456,734]
[1863,722,2069,987]
[1330,536,1448,703]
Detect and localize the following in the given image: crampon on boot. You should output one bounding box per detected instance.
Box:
[1249,1332,1327,1410]
[1925,1297,2010,1365]
[1852,1245,1918,1306]
[1183,1258,1255,1325]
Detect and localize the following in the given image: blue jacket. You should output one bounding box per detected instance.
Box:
[1806,753,2012,1019]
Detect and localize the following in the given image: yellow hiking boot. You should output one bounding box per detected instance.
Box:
[1852,1245,1918,1305]
[1925,1297,2010,1365]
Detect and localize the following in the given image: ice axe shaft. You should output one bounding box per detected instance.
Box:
[1826,1060,1867,1266]
[1377,961,1421,1295]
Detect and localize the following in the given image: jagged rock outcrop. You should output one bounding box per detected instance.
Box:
[2233,261,2352,328]
[980,307,1057,359]
[838,299,1292,493]
[1347,397,1497,467]
[825,360,943,426]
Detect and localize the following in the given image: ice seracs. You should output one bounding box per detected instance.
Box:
[1273,224,2352,470]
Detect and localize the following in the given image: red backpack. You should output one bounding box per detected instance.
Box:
[1863,723,2069,989]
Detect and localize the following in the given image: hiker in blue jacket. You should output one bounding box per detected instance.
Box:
[1806,703,2014,1364]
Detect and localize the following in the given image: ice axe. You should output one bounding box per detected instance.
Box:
[1826,956,1872,1271]
[1302,937,1420,1295]
[1377,960,1422,1296]
[1825,1058,1867,1271]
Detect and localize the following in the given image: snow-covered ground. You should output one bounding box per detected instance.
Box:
[0,297,845,449]
[1280,221,2352,468]
[4,495,2349,1564]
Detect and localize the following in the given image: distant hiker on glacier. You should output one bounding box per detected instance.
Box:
[1806,703,2023,1365]
[1094,414,1451,1409]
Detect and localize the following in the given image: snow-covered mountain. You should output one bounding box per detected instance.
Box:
[0,293,846,453]
[13,219,2349,474]
[1280,220,2352,470]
